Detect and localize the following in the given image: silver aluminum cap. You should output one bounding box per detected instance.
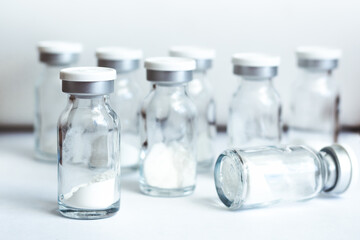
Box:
[96,47,142,73]
[60,67,116,96]
[97,59,140,73]
[232,53,280,79]
[38,41,82,66]
[321,144,353,194]
[40,53,80,66]
[296,46,342,70]
[144,57,196,85]
[169,46,215,71]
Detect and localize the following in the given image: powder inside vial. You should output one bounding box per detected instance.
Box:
[143,142,196,189]
[63,171,116,209]
[246,162,273,205]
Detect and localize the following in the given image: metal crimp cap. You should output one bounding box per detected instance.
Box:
[144,57,196,85]
[321,144,353,194]
[60,67,116,96]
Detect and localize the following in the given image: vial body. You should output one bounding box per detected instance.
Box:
[228,77,281,148]
[35,64,69,161]
[214,144,352,210]
[107,71,142,172]
[187,71,216,171]
[58,96,120,219]
[139,85,198,197]
[288,69,339,150]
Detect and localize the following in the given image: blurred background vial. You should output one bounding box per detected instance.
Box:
[35,41,82,162]
[169,46,217,172]
[287,46,342,150]
[228,53,282,148]
[139,57,198,197]
[97,47,143,173]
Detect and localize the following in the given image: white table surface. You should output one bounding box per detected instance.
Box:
[0,132,359,240]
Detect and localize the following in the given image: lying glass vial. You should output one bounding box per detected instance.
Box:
[214,144,355,210]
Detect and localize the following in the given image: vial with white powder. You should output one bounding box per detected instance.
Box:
[228,53,281,148]
[214,144,354,210]
[139,57,198,197]
[169,46,217,172]
[287,47,341,150]
[58,67,121,219]
[96,47,143,172]
[35,41,82,162]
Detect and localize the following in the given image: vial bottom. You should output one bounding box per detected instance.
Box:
[34,149,57,163]
[58,200,120,220]
[197,158,214,172]
[140,183,195,197]
[121,164,139,175]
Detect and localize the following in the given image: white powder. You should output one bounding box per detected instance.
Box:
[245,162,273,205]
[143,142,196,189]
[63,171,117,209]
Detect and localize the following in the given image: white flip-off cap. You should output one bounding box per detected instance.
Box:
[96,47,143,60]
[144,57,196,71]
[38,41,82,54]
[169,46,215,60]
[296,46,342,60]
[232,53,280,67]
[60,67,116,82]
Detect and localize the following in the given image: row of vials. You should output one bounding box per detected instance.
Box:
[34,41,355,219]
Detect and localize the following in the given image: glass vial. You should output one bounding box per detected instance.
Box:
[96,47,143,173]
[169,46,217,172]
[35,41,82,162]
[228,53,282,148]
[58,67,120,219]
[287,47,342,150]
[139,57,198,197]
[214,144,353,210]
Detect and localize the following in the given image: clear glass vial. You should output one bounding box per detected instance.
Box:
[139,57,198,197]
[228,53,282,148]
[35,41,82,162]
[58,67,120,219]
[287,47,342,150]
[96,47,143,173]
[169,46,217,172]
[214,144,353,210]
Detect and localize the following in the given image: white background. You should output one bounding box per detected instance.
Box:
[1,0,360,126]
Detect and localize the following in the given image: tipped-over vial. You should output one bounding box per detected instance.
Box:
[96,47,143,172]
[214,144,353,210]
[228,53,282,148]
[35,41,82,162]
[58,67,120,219]
[139,57,197,197]
[288,46,342,150]
[169,46,217,172]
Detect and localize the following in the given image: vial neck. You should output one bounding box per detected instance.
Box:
[69,95,107,108]
[154,84,187,96]
[239,77,272,90]
[116,71,135,82]
[193,70,208,83]
[319,151,337,192]
[42,64,71,76]
[300,69,333,83]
